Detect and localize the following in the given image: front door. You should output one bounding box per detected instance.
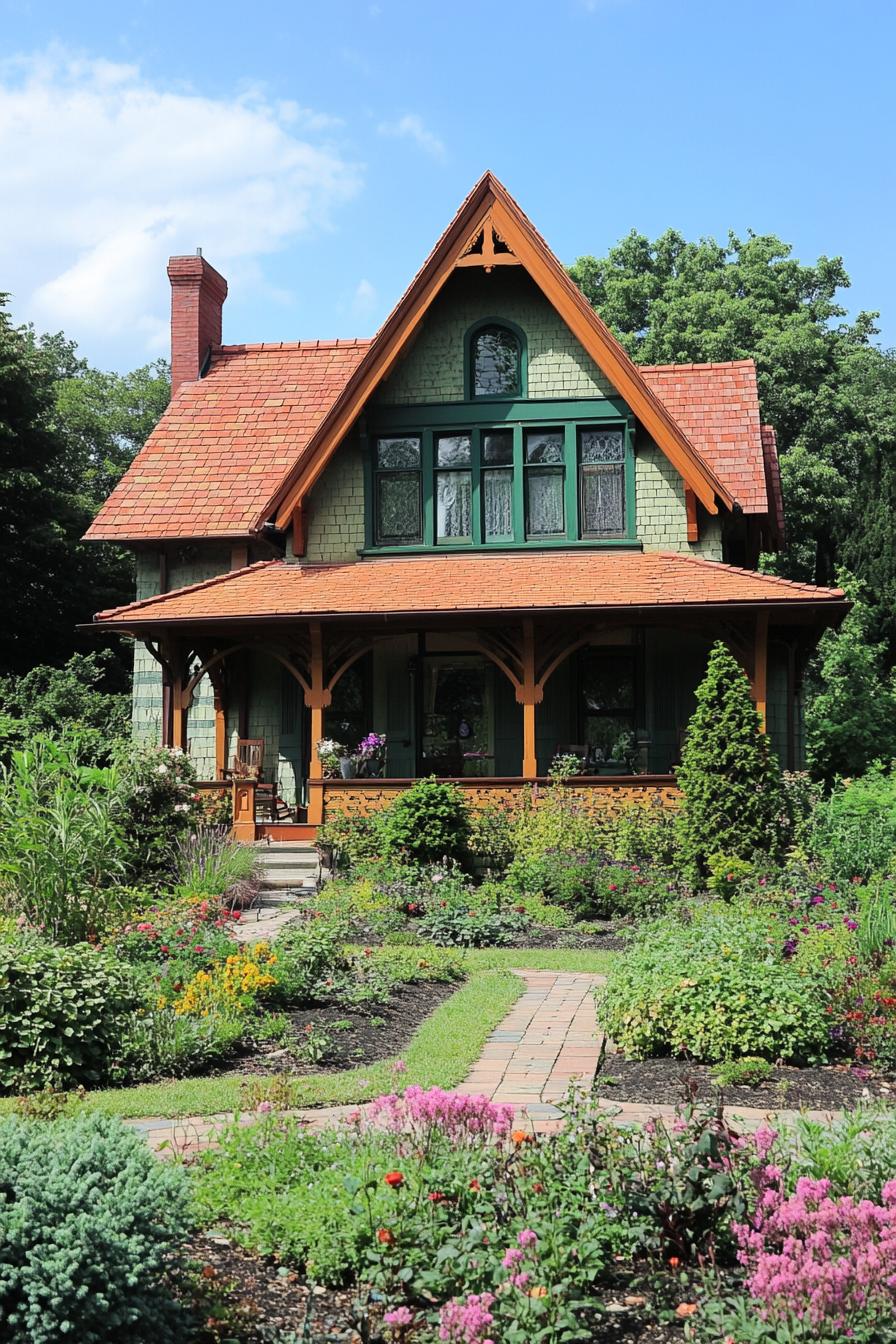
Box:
[419,655,494,777]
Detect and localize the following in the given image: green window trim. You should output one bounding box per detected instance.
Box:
[463,318,528,401]
[363,410,636,552]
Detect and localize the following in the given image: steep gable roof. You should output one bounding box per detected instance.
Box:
[266,172,733,527]
[85,340,370,541]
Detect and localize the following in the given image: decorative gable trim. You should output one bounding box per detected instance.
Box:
[267,172,734,532]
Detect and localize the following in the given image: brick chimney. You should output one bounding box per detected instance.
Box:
[167,252,228,395]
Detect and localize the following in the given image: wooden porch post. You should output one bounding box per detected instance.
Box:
[516,618,542,779]
[753,611,769,731]
[305,621,332,826]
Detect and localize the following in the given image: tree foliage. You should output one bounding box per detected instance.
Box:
[569,230,896,601]
[805,574,896,782]
[0,295,168,674]
[676,641,782,874]
[0,650,130,763]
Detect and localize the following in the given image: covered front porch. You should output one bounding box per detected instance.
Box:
[145,612,804,840]
[93,550,846,840]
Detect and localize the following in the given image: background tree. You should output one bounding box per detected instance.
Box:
[676,641,782,875]
[569,232,895,605]
[0,295,168,676]
[804,574,896,782]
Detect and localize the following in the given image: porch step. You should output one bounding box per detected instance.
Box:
[253,841,323,892]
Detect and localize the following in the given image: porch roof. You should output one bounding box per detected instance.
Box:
[93,552,846,628]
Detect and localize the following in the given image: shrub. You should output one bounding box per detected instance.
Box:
[597,904,831,1063]
[114,897,241,994]
[676,640,782,877]
[510,782,605,861]
[506,849,677,919]
[165,942,278,1016]
[0,938,138,1092]
[316,810,383,873]
[0,1111,190,1342]
[0,737,127,942]
[467,802,516,875]
[116,743,202,882]
[269,914,349,1003]
[807,764,896,880]
[606,794,680,867]
[117,1006,244,1081]
[380,776,470,864]
[419,903,525,948]
[712,1056,774,1088]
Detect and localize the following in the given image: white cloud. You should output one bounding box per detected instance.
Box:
[377,112,445,159]
[0,49,362,364]
[350,277,377,320]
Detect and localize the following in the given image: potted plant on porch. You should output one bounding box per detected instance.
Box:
[355,732,387,778]
[316,739,344,780]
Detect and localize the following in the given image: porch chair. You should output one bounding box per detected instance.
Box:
[223,738,265,781]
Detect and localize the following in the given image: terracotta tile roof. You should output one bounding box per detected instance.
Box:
[84,340,371,541]
[94,552,845,626]
[640,361,767,513]
[86,340,773,544]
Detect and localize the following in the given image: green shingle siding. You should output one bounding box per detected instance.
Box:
[376,270,615,405]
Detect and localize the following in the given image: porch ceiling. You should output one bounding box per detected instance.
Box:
[93,551,847,630]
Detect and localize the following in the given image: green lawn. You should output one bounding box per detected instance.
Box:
[0,945,616,1121]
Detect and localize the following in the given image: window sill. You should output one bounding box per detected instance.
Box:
[359,538,644,557]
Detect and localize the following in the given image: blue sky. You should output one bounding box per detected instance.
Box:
[1,0,894,371]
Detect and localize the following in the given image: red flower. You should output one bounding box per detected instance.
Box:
[384,1171,405,1188]
[194,945,204,954]
[469,1179,480,1192]
[428,1191,445,1203]
[232,911,241,921]
[376,1228,395,1245]
[532,1182,544,1193]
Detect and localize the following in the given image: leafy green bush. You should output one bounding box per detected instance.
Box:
[419,902,525,947]
[380,776,470,864]
[605,795,680,867]
[269,914,349,1003]
[117,1006,244,1082]
[467,801,517,874]
[0,938,138,1091]
[0,1111,189,1342]
[597,903,831,1063]
[808,764,896,880]
[0,737,127,942]
[506,850,677,919]
[116,743,202,882]
[0,651,129,766]
[316,810,383,873]
[711,1056,773,1088]
[676,640,782,877]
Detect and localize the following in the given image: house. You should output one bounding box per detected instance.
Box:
[86,173,846,839]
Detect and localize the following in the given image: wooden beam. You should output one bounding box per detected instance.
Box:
[291,501,308,558]
[304,621,332,825]
[231,779,257,842]
[685,488,699,543]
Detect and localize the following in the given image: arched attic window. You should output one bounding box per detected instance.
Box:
[465,320,526,399]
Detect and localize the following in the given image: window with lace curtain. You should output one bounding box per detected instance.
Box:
[369,416,632,550]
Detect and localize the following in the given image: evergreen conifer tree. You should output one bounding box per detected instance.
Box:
[677,640,782,876]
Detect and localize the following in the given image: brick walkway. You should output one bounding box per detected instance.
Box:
[128,969,842,1154]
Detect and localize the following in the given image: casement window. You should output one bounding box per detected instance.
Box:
[470,324,522,398]
[579,428,626,537]
[374,435,423,546]
[368,416,632,551]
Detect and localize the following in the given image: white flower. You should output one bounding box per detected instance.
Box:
[156,764,169,775]
[173,802,190,813]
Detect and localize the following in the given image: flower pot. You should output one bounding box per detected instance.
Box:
[339,758,356,779]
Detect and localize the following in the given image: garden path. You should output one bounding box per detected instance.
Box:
[128,970,843,1154]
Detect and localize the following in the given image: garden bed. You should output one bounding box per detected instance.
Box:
[185,1229,683,1343]
[596,1050,896,1111]
[233,979,459,1076]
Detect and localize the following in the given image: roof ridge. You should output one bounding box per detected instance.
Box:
[215,339,373,355]
[642,359,758,374]
[665,550,842,598]
[94,559,283,620]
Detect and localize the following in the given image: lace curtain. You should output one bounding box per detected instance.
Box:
[437,471,472,540]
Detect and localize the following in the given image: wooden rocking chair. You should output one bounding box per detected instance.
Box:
[223,738,265,781]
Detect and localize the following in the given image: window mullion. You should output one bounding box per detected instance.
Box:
[512,425,524,542]
[422,429,434,546]
[563,423,578,541]
[471,427,483,546]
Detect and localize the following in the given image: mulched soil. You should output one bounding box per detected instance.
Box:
[596,1049,896,1111]
[182,1231,685,1342]
[505,921,628,952]
[233,979,458,1077]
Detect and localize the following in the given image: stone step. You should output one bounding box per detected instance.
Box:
[253,841,322,890]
